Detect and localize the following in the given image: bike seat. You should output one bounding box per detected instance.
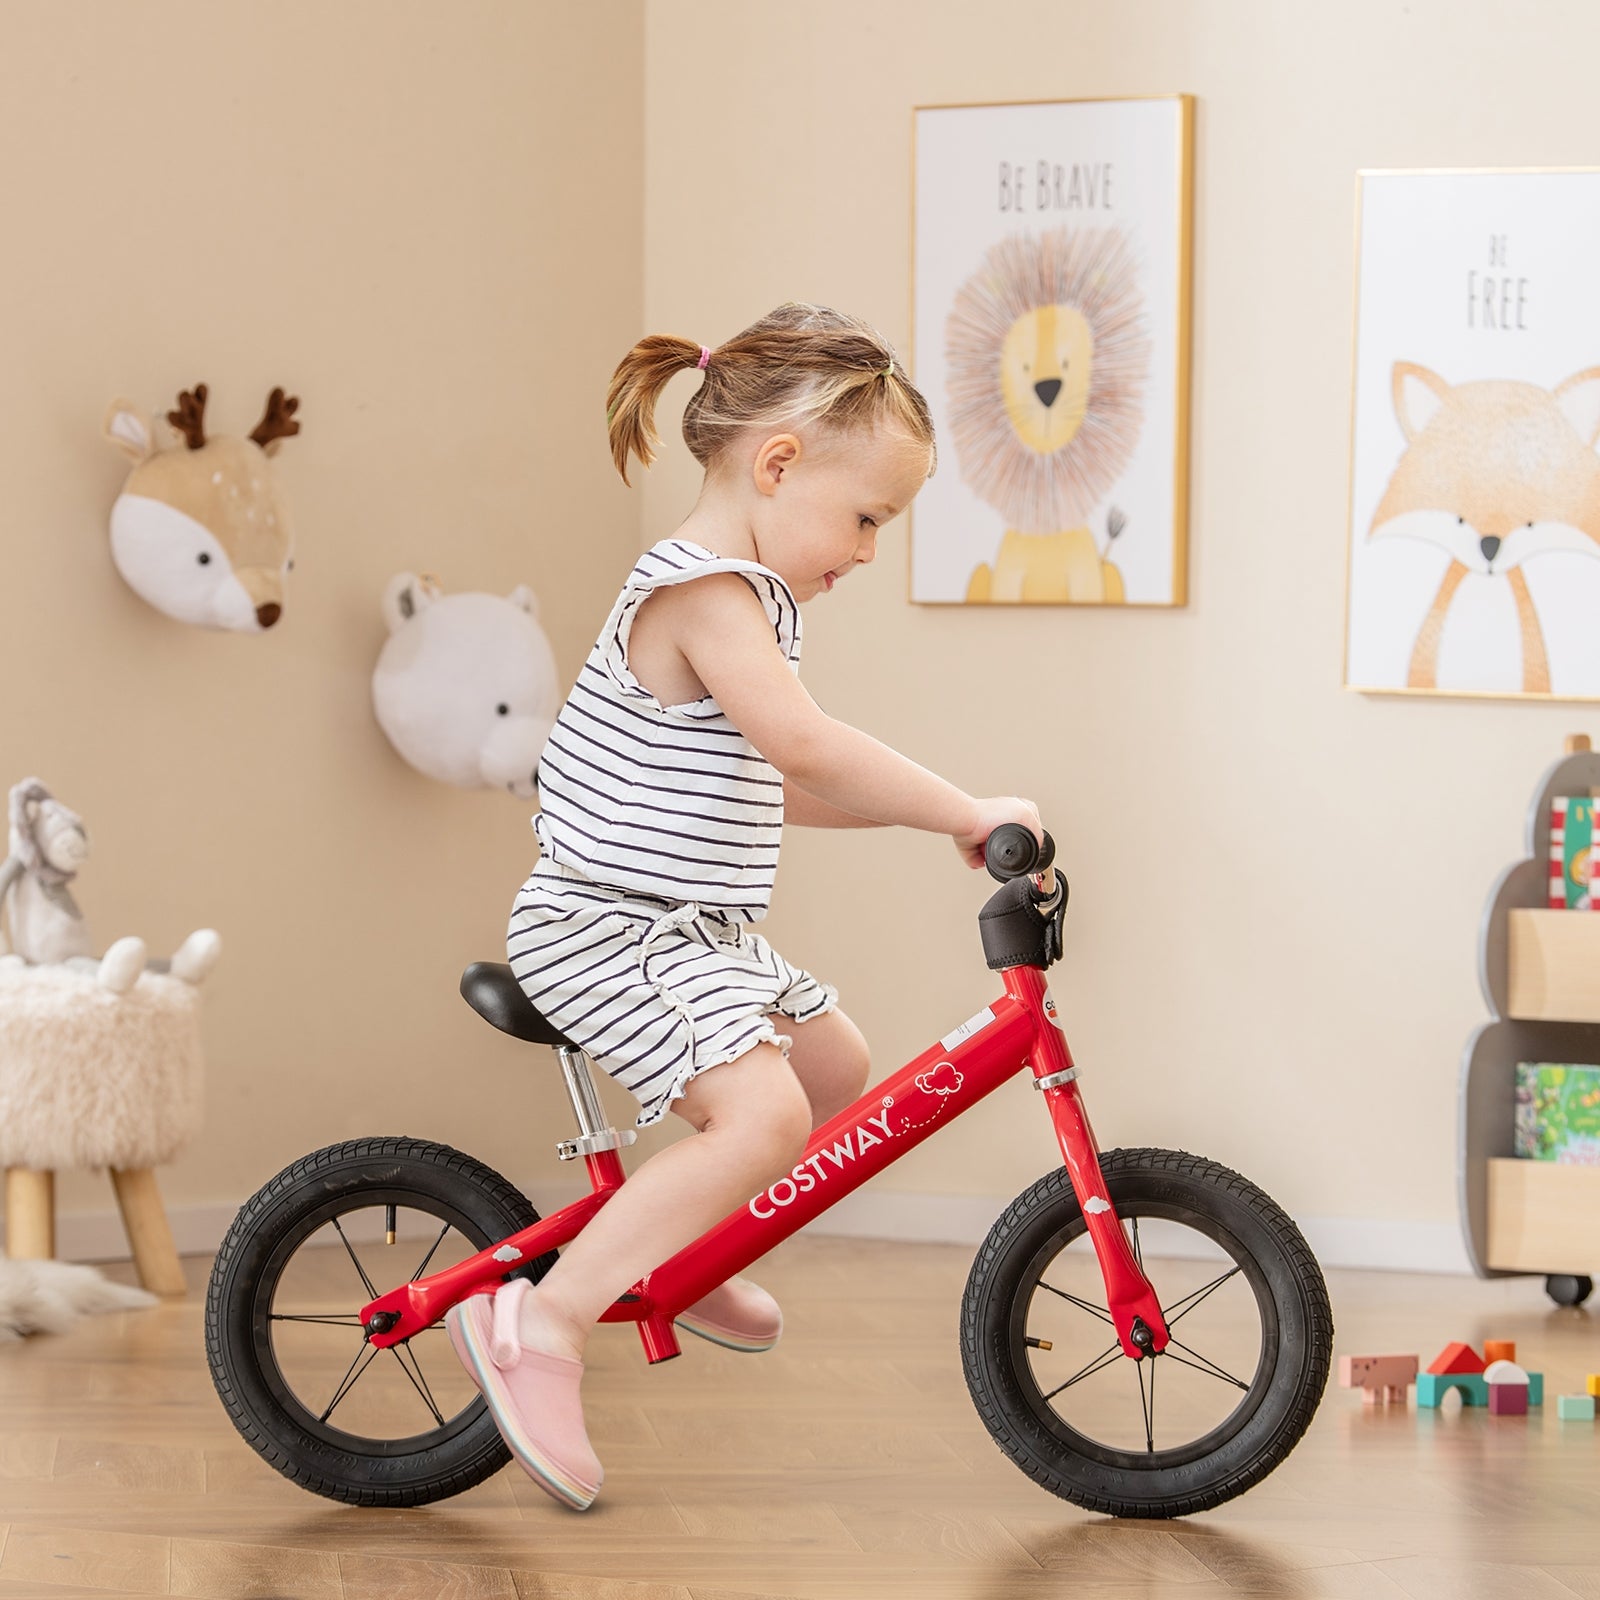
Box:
[459,962,578,1049]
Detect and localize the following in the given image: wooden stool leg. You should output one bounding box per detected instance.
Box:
[4,1168,55,1258]
[110,1168,186,1297]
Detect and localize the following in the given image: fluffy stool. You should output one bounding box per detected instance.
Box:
[0,964,203,1296]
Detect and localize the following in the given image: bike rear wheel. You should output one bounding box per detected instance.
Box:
[205,1137,557,1506]
[961,1147,1332,1518]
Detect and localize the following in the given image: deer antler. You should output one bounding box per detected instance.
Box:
[167,385,208,450]
[249,388,301,449]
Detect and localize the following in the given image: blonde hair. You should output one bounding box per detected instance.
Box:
[605,302,935,484]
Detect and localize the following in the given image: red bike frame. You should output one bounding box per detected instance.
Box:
[361,962,1171,1364]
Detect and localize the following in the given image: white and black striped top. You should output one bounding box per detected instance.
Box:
[532,539,801,921]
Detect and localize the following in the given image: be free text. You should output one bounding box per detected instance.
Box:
[1466,235,1528,331]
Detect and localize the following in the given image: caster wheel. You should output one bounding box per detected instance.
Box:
[1545,1274,1593,1308]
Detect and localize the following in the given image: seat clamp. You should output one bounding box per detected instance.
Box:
[556,1128,638,1162]
[1033,1067,1080,1092]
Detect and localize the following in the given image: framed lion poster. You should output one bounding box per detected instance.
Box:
[910,96,1194,607]
[1345,169,1600,700]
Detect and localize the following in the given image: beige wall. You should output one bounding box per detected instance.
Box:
[0,2,646,1238]
[9,1,1599,1270]
[641,0,1600,1264]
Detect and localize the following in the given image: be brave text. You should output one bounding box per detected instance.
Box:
[999,160,1114,213]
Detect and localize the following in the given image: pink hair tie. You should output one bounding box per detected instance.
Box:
[697,345,712,370]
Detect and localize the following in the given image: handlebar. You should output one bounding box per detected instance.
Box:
[984,824,1056,892]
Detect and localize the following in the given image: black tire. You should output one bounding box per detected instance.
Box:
[205,1137,557,1507]
[1546,1274,1594,1308]
[961,1148,1333,1518]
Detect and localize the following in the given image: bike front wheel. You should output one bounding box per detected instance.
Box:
[961,1147,1332,1518]
[205,1137,557,1507]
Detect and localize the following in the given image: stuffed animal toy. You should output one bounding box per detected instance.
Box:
[103,384,302,631]
[0,779,220,994]
[371,573,559,799]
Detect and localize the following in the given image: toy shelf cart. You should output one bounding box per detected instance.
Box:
[1460,734,1600,1307]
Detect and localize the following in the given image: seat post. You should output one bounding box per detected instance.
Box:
[552,1046,637,1164]
[556,1046,607,1138]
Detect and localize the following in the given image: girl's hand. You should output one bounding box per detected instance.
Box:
[954,796,1043,870]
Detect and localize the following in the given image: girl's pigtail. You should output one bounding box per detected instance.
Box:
[606,335,708,484]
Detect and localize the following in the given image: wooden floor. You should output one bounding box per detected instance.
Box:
[1,1235,1597,1600]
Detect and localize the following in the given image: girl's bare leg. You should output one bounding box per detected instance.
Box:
[518,1041,812,1360]
[782,1008,871,1128]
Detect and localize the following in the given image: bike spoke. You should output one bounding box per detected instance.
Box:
[1160,1264,1241,1327]
[1162,1336,1250,1391]
[1039,1340,1123,1402]
[1129,1216,1144,1271]
[318,1341,381,1424]
[1036,1280,1113,1326]
[331,1217,381,1301]
[269,1314,366,1328]
[408,1222,452,1284]
[389,1341,445,1428]
[1137,1352,1156,1453]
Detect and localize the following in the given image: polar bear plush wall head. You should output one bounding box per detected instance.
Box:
[372,574,559,799]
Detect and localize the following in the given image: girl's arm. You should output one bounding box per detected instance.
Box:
[782,781,886,829]
[663,576,1037,865]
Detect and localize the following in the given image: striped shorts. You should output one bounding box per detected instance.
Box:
[506,858,839,1129]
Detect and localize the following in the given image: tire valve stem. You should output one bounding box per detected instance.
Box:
[1024,1336,1053,1351]
[385,1205,396,1246]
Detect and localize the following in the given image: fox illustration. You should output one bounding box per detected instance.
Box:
[1369,362,1600,693]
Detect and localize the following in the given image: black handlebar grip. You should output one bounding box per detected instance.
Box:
[984,824,1056,883]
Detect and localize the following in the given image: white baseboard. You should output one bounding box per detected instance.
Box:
[16,1188,1476,1277]
[779,1190,1477,1276]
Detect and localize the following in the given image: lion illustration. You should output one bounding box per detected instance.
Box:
[946,226,1149,603]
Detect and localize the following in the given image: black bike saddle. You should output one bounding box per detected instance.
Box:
[459,962,578,1049]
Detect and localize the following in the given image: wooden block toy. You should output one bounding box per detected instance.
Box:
[1557,1395,1596,1421]
[1483,1339,1516,1364]
[1339,1353,1419,1404]
[1489,1383,1529,1416]
[1484,1359,1538,1416]
[1416,1371,1489,1408]
[1427,1342,1484,1376]
[1589,1374,1600,1398]
[1528,1372,1544,1406]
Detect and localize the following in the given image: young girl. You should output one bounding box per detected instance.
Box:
[446,302,1041,1510]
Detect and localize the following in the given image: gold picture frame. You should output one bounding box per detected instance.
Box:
[908,94,1194,608]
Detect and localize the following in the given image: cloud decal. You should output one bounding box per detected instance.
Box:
[1083,1196,1112,1215]
[492,1245,522,1262]
[916,1062,964,1096]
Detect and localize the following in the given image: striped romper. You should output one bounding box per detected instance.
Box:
[508,539,838,1128]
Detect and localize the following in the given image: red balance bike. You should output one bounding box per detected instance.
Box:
[206,826,1333,1518]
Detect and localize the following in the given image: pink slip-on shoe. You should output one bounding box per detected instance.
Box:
[445,1278,602,1510]
[674,1276,783,1353]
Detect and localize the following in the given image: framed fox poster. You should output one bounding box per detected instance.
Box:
[1345,169,1600,700]
[909,96,1194,607]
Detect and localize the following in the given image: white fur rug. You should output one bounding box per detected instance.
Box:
[0,1256,157,1341]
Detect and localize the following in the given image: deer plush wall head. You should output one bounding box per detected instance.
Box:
[104,385,302,631]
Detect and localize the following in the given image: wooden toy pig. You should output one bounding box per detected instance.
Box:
[1338,1353,1419,1405]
